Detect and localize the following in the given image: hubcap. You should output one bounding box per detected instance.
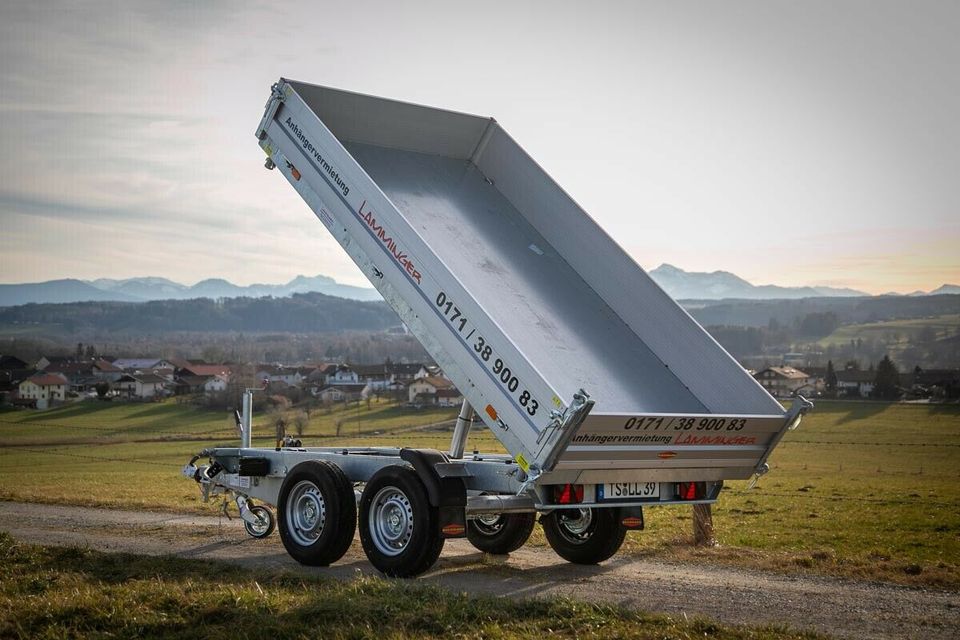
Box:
[286,480,326,546]
[369,486,413,556]
[247,507,270,535]
[557,508,594,543]
[473,513,505,536]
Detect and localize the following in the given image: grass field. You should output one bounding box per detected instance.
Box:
[817,313,960,348]
[0,532,821,640]
[1,399,957,588]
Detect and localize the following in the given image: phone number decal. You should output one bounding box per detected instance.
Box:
[435,290,540,417]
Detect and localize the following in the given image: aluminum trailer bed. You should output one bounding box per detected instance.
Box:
[182,79,810,577]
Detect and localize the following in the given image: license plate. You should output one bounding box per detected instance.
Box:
[597,482,660,502]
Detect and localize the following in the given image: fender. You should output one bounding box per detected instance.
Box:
[400,448,468,538]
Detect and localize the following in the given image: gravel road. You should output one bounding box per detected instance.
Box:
[2,501,957,639]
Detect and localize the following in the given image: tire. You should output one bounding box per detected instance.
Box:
[541,508,626,564]
[244,504,276,539]
[467,512,536,554]
[359,465,444,578]
[277,460,357,566]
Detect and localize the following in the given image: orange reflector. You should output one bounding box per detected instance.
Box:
[658,451,677,459]
[441,523,465,537]
[485,404,498,421]
[290,166,301,181]
[621,516,643,528]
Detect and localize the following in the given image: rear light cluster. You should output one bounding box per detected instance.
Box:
[553,483,584,504]
[676,481,706,500]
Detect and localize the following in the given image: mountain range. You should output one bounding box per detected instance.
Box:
[0,275,382,307]
[0,267,957,307]
[647,264,872,300]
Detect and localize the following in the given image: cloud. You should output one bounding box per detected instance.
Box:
[0,0,957,295]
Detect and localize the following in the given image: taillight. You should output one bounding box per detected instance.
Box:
[676,482,705,500]
[553,484,584,504]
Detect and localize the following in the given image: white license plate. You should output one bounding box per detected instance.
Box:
[597,482,660,501]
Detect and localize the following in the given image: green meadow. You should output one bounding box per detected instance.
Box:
[1,399,957,588]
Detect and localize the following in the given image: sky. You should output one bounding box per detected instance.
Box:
[0,0,957,295]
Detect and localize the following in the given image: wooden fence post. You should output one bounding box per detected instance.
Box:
[693,503,716,546]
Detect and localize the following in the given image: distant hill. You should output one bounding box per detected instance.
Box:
[0,279,142,306]
[0,292,397,334]
[686,294,960,328]
[1,267,954,307]
[929,284,960,296]
[0,274,381,307]
[649,264,869,300]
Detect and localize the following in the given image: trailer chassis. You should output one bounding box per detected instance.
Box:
[181,396,759,577]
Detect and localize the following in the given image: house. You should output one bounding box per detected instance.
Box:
[325,364,359,385]
[115,373,169,399]
[835,370,875,398]
[906,368,960,400]
[0,355,28,371]
[45,361,99,393]
[315,382,368,403]
[352,363,390,384]
[255,365,303,387]
[111,358,175,372]
[18,373,68,409]
[204,374,230,393]
[407,376,458,405]
[390,362,430,382]
[92,359,123,383]
[35,355,74,371]
[434,387,464,408]
[753,366,812,398]
[0,368,34,405]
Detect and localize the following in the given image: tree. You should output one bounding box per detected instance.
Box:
[95,381,110,399]
[871,355,901,400]
[292,410,308,437]
[825,360,838,397]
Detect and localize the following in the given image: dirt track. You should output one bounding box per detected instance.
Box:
[2,501,957,639]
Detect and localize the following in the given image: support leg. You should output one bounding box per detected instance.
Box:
[449,399,474,459]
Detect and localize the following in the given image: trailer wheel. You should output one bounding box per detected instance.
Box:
[278,461,356,566]
[541,508,626,564]
[244,505,276,539]
[467,512,536,554]
[359,465,444,578]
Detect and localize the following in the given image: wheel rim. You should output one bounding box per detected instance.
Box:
[246,507,271,536]
[368,486,413,557]
[556,508,594,544]
[473,513,505,536]
[286,480,326,546]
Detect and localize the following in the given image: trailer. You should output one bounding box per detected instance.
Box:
[182,79,812,577]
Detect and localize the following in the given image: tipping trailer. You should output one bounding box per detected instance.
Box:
[182,79,812,577]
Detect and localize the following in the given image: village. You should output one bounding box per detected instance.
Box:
[1,349,957,411]
[0,353,463,410]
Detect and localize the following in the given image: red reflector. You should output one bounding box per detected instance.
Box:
[553,483,584,504]
[677,482,705,500]
[441,523,465,537]
[621,516,643,528]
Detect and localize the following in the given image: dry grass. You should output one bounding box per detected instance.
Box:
[0,532,824,640]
